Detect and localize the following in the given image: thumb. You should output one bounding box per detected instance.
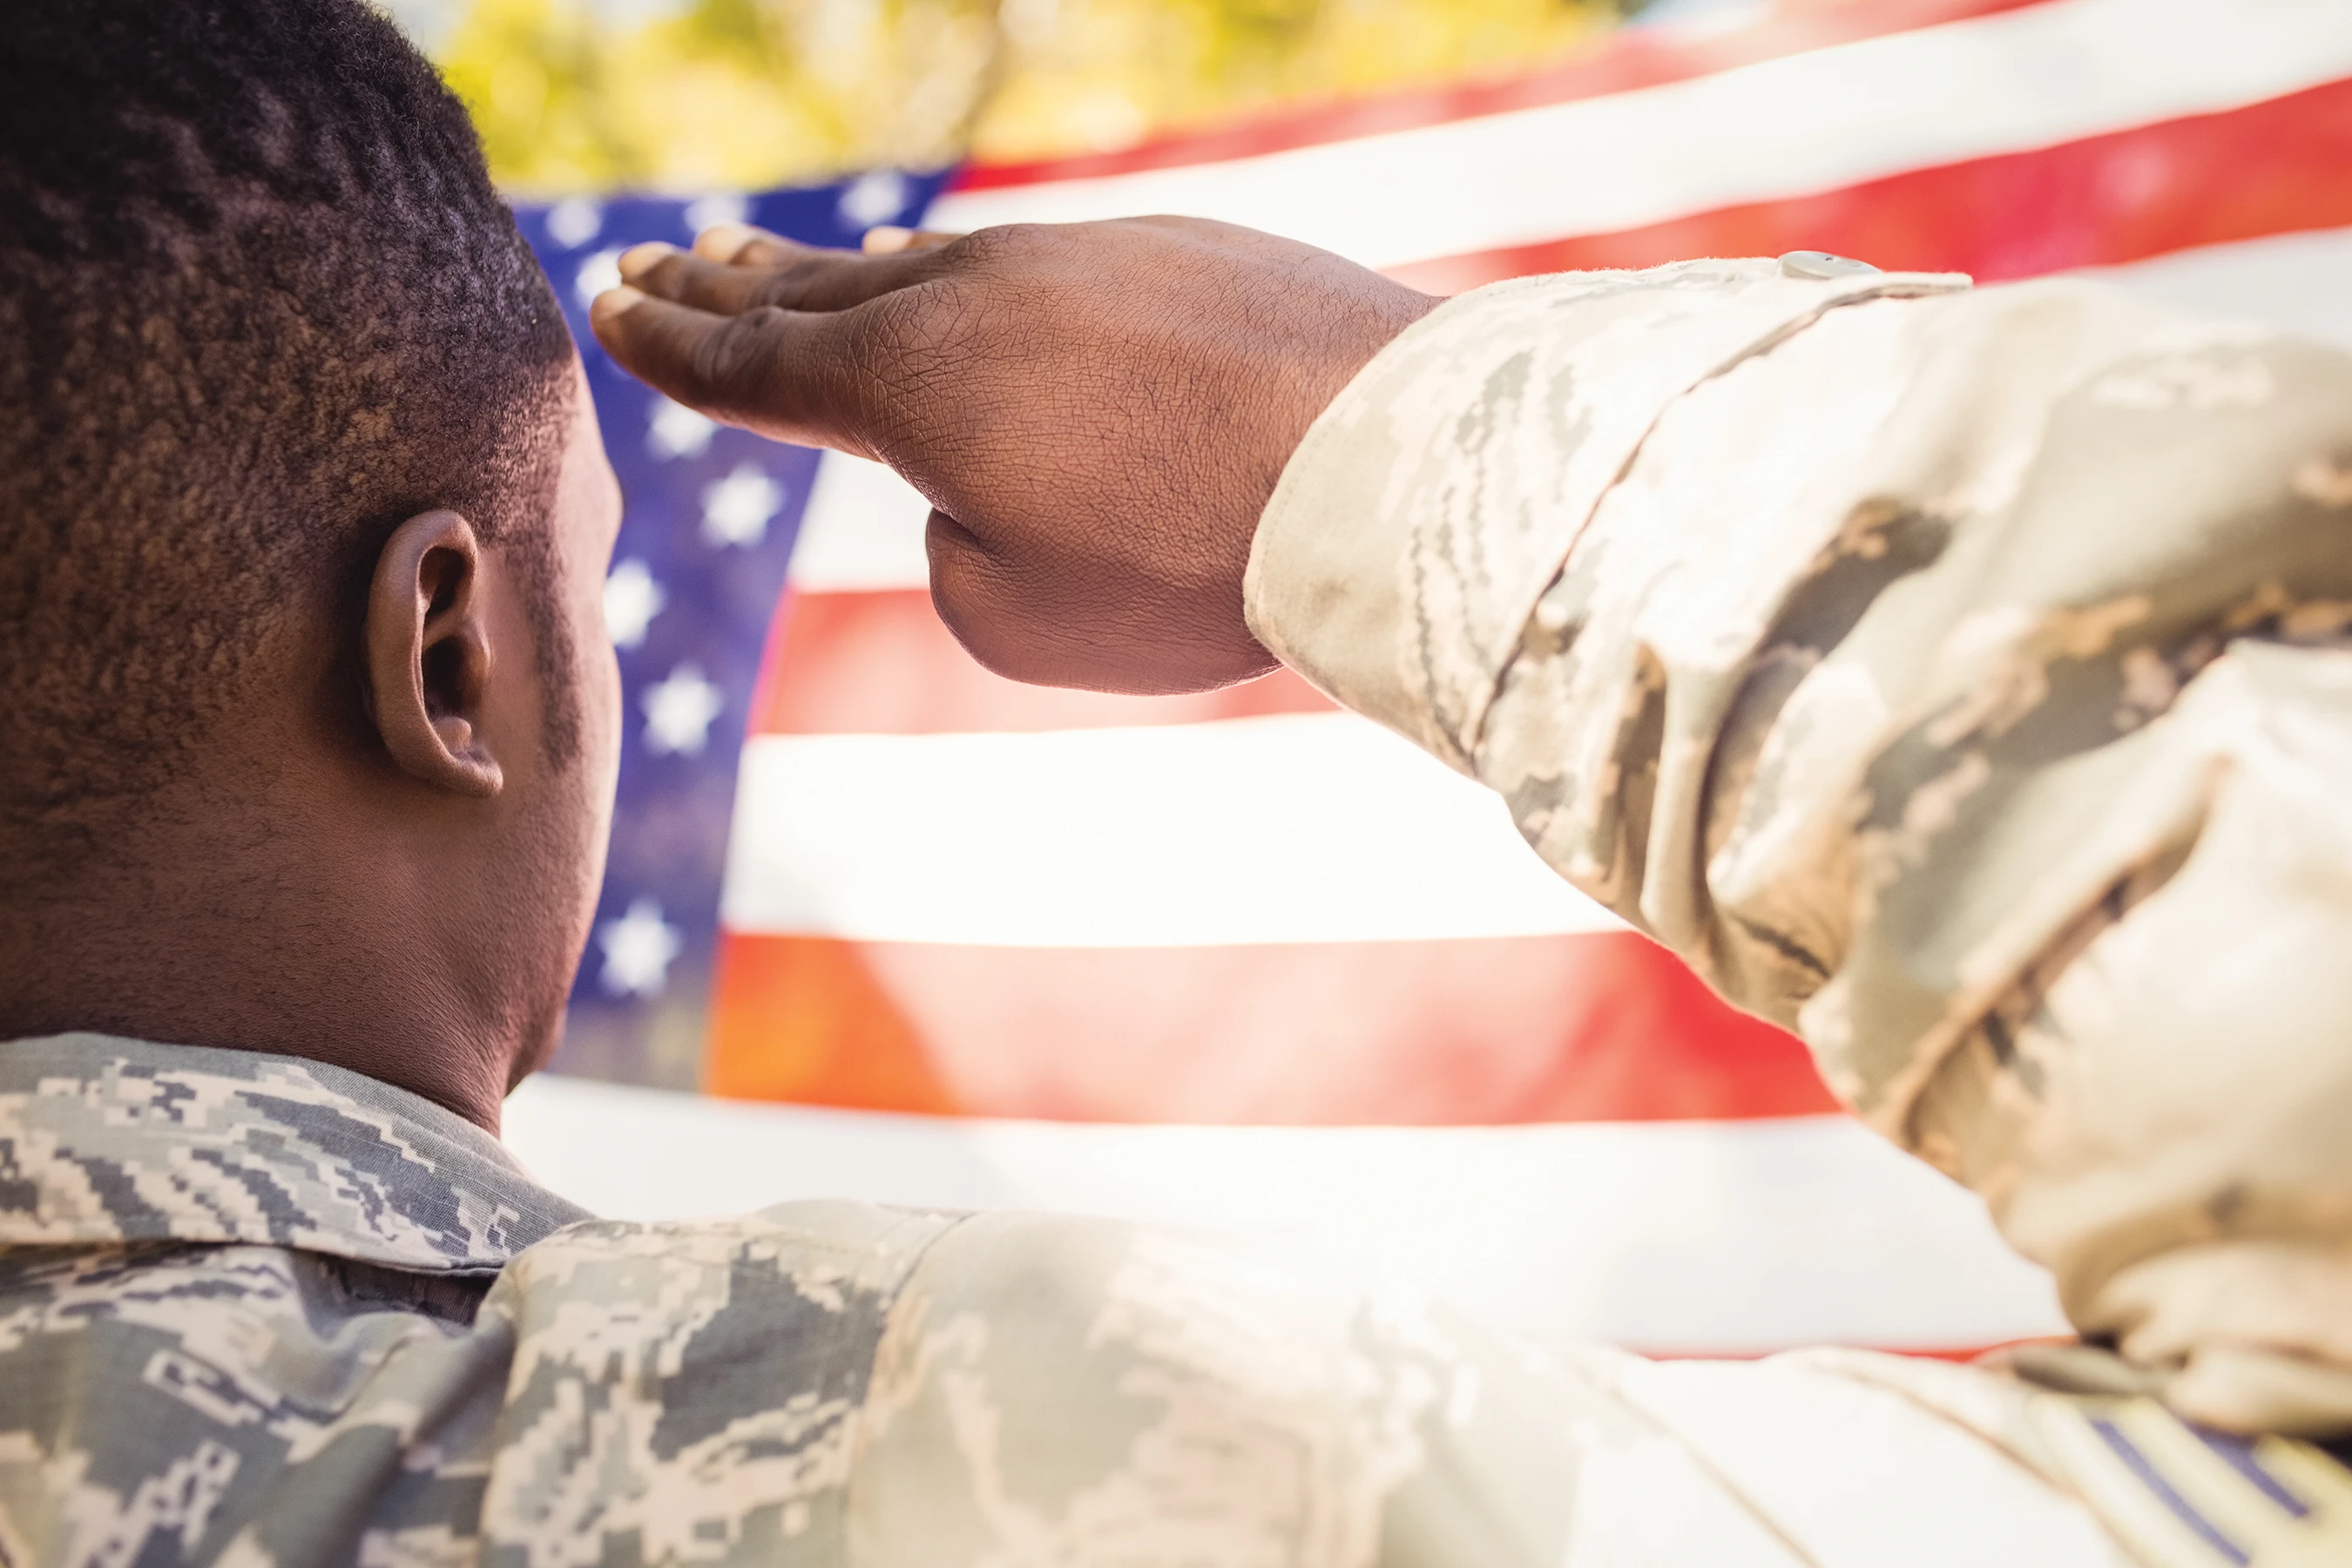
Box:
[589,285,881,459]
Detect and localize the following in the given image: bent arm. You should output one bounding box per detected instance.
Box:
[1248,260,2352,1434]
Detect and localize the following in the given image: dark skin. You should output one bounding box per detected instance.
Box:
[0,368,625,1132]
[593,217,1439,693]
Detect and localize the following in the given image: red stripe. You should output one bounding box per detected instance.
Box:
[707,929,1837,1125]
[1633,1340,2055,1364]
[1388,75,2352,294]
[751,586,1335,736]
[950,0,2047,192]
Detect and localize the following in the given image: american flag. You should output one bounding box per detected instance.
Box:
[506,0,2352,1358]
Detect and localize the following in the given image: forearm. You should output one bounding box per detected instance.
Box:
[1247,264,2352,1430]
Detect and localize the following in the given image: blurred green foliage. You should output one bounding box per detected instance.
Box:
[979,0,1626,162]
[393,0,1629,196]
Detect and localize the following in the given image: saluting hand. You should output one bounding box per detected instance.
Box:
[591,216,1436,693]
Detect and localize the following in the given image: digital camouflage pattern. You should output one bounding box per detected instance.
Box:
[5,1033,2346,1565]
[1251,258,2352,1444]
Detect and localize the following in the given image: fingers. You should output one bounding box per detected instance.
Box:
[693,220,961,262]
[693,222,808,267]
[615,246,787,317]
[587,285,875,457]
[618,236,944,316]
[595,217,967,456]
[862,226,962,254]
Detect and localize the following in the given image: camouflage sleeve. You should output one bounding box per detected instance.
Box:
[1244,262,2352,1437]
[828,1207,1845,1566]
[376,1200,2136,1566]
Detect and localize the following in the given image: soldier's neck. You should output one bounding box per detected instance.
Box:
[0,846,526,1135]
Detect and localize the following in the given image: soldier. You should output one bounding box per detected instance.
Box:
[0,7,2345,1568]
[595,213,2352,1560]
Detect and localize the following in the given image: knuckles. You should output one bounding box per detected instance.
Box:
[691,308,789,404]
[945,223,1050,270]
[848,280,982,384]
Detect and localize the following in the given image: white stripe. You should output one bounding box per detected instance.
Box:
[788,449,936,591]
[721,712,1625,945]
[2081,223,2352,353]
[929,0,2352,272]
[504,1074,2069,1354]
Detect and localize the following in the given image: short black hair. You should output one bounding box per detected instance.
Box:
[0,0,575,878]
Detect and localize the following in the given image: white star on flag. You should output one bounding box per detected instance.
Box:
[603,560,665,650]
[647,397,718,461]
[700,463,784,548]
[641,663,724,755]
[837,170,909,229]
[597,898,682,997]
[544,196,603,249]
[573,247,624,308]
[684,193,750,237]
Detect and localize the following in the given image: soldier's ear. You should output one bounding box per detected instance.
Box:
[362,510,504,798]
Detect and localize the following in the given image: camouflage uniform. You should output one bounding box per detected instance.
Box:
[2,1036,2342,1566]
[1252,257,2352,1541]
[9,261,2352,1565]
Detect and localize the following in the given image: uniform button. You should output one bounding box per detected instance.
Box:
[1780,250,1882,280]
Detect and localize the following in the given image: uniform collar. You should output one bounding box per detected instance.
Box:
[0,1033,591,1273]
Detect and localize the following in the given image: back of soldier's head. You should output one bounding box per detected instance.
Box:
[0,0,575,889]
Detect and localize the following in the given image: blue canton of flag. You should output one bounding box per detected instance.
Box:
[514,171,953,1089]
